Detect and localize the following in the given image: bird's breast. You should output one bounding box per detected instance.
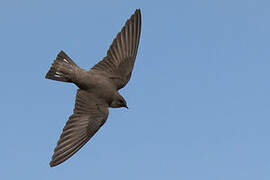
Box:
[85,73,116,103]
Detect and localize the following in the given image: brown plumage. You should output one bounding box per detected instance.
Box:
[45,9,141,167]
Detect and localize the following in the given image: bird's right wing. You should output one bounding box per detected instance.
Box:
[90,9,141,90]
[50,89,109,167]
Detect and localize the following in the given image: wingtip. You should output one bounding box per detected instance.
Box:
[49,161,55,167]
[49,155,59,167]
[135,9,141,14]
[50,159,60,167]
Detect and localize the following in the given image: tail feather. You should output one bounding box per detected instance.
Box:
[46,51,77,82]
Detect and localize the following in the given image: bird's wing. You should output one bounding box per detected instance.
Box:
[50,89,109,167]
[90,9,141,90]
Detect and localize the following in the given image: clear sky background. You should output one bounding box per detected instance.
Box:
[0,0,269,179]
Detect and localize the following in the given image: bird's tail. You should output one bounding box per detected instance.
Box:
[45,51,77,82]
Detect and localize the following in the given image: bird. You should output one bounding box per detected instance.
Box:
[45,9,141,167]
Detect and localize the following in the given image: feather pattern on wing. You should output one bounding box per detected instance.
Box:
[91,9,141,89]
[50,90,109,167]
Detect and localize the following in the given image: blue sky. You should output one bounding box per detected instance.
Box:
[0,0,270,179]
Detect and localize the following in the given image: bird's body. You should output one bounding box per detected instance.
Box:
[45,9,141,167]
[72,67,117,102]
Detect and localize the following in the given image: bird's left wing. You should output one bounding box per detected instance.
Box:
[50,89,109,167]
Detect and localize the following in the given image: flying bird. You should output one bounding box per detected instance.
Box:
[45,9,141,167]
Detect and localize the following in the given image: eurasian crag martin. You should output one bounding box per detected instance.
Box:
[46,9,141,167]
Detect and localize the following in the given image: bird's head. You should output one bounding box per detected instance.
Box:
[110,92,128,109]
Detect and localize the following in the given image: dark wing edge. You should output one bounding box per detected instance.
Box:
[50,90,109,167]
[91,9,141,89]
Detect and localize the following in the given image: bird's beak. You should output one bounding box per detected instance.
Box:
[125,105,129,109]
